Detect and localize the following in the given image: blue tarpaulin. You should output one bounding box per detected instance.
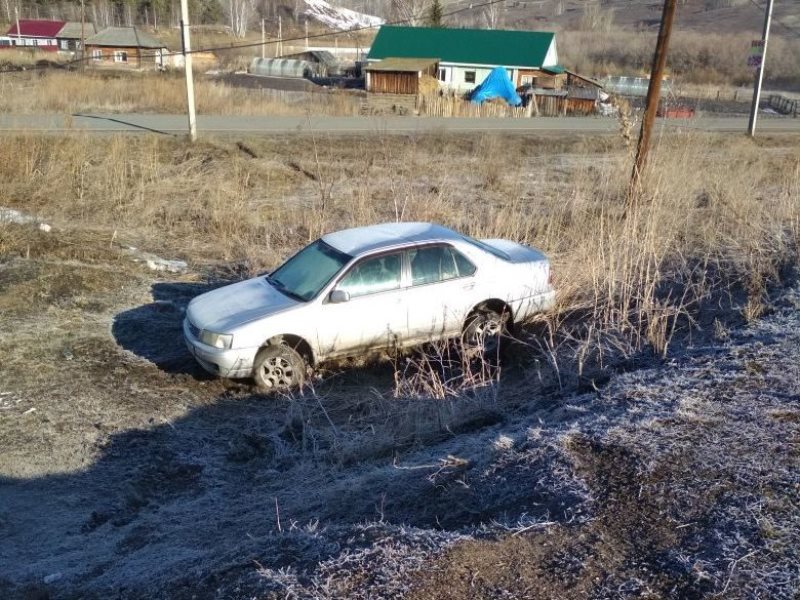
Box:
[469,66,522,106]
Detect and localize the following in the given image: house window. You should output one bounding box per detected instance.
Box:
[464,71,476,83]
[113,51,128,63]
[91,49,102,61]
[438,68,447,82]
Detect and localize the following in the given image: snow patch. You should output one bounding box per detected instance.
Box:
[303,0,384,31]
[1,207,52,232]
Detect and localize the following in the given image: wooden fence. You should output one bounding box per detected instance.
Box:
[768,94,799,117]
[418,95,529,118]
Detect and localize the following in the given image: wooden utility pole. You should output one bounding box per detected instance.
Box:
[261,18,265,59]
[747,0,773,137]
[628,0,677,203]
[179,0,197,142]
[277,15,283,56]
[14,6,20,47]
[80,0,86,72]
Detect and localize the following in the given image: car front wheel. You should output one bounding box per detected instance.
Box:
[253,344,306,391]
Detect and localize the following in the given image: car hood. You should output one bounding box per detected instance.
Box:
[186,277,298,333]
[481,239,547,264]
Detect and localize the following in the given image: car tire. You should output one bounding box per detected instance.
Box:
[463,308,511,359]
[252,344,306,391]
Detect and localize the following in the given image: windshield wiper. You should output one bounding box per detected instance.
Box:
[265,275,305,302]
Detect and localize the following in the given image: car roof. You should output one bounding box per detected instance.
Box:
[321,222,464,256]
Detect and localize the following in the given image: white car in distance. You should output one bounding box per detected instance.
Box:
[184,222,555,390]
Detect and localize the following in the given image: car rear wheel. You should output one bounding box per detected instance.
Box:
[463,308,511,359]
[253,344,306,391]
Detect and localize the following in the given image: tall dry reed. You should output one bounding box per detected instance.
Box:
[0,131,797,375]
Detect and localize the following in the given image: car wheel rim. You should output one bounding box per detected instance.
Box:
[261,356,296,389]
[470,314,504,354]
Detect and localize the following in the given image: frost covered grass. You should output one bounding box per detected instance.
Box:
[1,130,796,382]
[0,130,798,598]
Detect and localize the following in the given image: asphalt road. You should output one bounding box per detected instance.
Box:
[0,113,798,136]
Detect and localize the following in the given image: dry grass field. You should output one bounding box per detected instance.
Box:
[558,28,800,86]
[0,129,798,598]
[0,70,363,116]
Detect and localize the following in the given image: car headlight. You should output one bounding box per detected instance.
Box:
[199,330,233,350]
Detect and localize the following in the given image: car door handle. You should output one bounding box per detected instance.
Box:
[462,282,476,291]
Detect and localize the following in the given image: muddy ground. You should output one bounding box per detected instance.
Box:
[0,130,798,599]
[0,219,798,600]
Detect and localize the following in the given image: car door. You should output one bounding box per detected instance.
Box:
[315,251,407,359]
[402,244,480,346]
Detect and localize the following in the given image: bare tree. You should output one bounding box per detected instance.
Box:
[483,1,505,29]
[579,3,615,32]
[226,0,256,37]
[389,0,426,25]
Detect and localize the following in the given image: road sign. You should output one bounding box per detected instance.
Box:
[748,40,765,68]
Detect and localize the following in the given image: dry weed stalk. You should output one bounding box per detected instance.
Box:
[0,131,797,386]
[0,71,362,116]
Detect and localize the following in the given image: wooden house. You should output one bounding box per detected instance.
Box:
[368,26,559,92]
[365,58,439,95]
[55,21,97,52]
[84,27,167,69]
[0,20,63,51]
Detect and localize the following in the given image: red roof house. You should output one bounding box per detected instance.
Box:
[7,20,65,38]
[1,20,64,51]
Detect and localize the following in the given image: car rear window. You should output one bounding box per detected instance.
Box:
[459,234,511,261]
[409,246,476,285]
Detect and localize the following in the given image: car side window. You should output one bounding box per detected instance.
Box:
[409,246,475,286]
[453,248,477,277]
[337,253,402,298]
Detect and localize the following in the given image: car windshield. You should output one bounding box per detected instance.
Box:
[459,234,511,261]
[269,240,352,302]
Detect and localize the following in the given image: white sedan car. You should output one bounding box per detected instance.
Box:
[184,222,555,389]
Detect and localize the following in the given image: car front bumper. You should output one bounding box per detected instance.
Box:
[183,318,255,379]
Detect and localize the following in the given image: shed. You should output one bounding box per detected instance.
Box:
[55,21,97,51]
[84,27,167,69]
[365,58,439,95]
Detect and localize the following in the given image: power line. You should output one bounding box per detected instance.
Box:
[748,0,800,38]
[184,0,509,55]
[0,0,509,75]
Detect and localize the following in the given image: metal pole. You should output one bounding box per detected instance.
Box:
[80,0,85,72]
[629,0,677,203]
[14,6,20,47]
[747,0,773,137]
[261,18,265,59]
[179,0,197,142]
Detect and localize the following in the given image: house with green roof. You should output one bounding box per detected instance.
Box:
[367,25,559,92]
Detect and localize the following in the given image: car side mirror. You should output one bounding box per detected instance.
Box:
[329,289,350,304]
